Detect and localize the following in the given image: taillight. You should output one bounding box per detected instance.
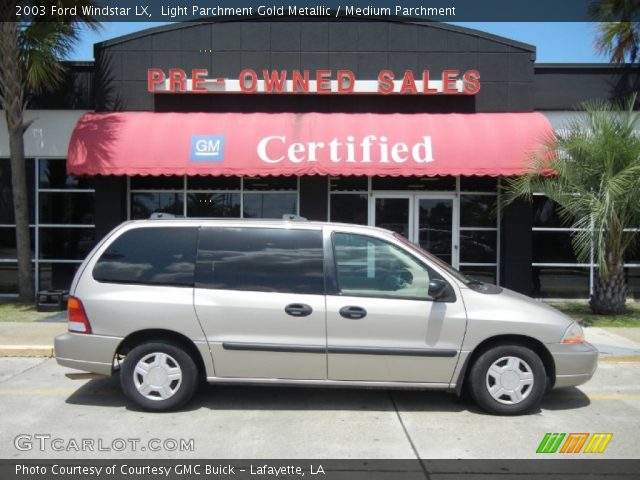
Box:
[67,296,92,334]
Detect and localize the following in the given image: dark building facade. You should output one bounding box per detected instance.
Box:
[1,18,638,299]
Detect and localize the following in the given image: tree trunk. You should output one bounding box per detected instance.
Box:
[0,20,34,303]
[590,267,627,315]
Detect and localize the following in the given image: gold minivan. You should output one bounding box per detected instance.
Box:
[55,218,597,414]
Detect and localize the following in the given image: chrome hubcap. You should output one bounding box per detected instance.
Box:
[486,356,534,405]
[133,352,182,401]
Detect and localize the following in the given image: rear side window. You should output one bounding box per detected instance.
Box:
[196,227,324,295]
[93,227,198,287]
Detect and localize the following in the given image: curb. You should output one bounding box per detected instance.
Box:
[599,355,640,363]
[0,346,54,357]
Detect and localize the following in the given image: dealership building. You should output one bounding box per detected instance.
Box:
[0,18,638,299]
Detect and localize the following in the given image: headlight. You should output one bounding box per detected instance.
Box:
[561,322,585,344]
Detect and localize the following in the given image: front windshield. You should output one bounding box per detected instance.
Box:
[393,232,476,285]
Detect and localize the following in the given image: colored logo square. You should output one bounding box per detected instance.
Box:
[190,135,225,162]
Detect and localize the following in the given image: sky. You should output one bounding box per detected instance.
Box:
[68,22,609,63]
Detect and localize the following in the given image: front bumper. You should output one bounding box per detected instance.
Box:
[548,341,598,388]
[55,332,122,376]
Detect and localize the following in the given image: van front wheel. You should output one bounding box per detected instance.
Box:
[120,341,198,411]
[468,345,546,415]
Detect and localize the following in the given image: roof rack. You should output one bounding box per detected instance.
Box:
[282,214,307,221]
[149,212,183,220]
[148,212,308,221]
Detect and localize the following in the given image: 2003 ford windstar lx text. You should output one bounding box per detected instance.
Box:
[55,218,597,414]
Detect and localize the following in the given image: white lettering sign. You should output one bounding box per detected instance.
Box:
[256,135,434,164]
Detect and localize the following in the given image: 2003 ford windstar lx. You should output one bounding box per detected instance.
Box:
[55,218,597,414]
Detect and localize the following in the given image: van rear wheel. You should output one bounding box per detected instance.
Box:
[120,341,198,411]
[468,345,546,415]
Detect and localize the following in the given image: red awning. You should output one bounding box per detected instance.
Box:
[67,112,552,177]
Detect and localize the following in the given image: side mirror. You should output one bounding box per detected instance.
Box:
[428,279,449,300]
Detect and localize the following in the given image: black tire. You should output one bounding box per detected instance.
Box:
[120,341,199,412]
[468,344,547,415]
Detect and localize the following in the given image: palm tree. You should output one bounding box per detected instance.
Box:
[503,96,640,315]
[590,0,640,63]
[0,1,98,302]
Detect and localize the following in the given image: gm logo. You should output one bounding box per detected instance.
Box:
[190,135,225,162]
[536,432,613,454]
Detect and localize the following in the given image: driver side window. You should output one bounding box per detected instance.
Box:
[332,232,446,300]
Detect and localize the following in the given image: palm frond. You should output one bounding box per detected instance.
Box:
[502,94,640,282]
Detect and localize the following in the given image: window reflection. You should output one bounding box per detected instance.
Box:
[460,195,496,228]
[131,193,184,219]
[330,194,368,225]
[532,267,590,298]
[196,228,324,294]
[93,227,197,286]
[460,231,497,264]
[243,193,297,219]
[187,193,240,217]
[332,232,448,300]
[39,193,95,224]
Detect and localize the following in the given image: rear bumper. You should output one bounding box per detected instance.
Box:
[55,332,122,376]
[548,341,598,388]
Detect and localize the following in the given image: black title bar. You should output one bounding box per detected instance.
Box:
[5,0,635,22]
[3,460,640,480]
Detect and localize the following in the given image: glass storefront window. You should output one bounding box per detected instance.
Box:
[130,176,183,190]
[532,231,580,264]
[39,159,92,189]
[532,196,565,228]
[39,192,95,224]
[533,267,590,298]
[0,158,35,224]
[460,230,497,264]
[39,228,96,260]
[625,244,639,264]
[186,193,241,217]
[243,193,297,218]
[0,227,35,260]
[243,176,297,191]
[459,266,496,284]
[0,263,28,294]
[330,176,368,192]
[459,177,498,192]
[372,175,455,191]
[38,263,81,291]
[460,195,496,228]
[187,176,241,191]
[627,267,640,300]
[131,192,184,219]
[330,194,368,225]
[374,197,410,238]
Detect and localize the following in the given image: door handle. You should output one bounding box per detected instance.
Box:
[339,306,367,320]
[284,303,313,317]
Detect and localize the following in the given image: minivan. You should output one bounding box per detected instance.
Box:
[55,218,597,414]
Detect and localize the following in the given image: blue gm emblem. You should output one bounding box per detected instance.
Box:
[190,135,225,162]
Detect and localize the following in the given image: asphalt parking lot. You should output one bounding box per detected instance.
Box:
[0,358,639,459]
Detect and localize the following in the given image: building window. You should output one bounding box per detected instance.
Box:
[458,182,499,285]
[37,159,95,291]
[329,176,501,285]
[129,176,299,220]
[329,176,369,225]
[0,158,95,296]
[531,195,639,298]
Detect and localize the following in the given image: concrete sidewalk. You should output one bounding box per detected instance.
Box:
[1,318,640,360]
